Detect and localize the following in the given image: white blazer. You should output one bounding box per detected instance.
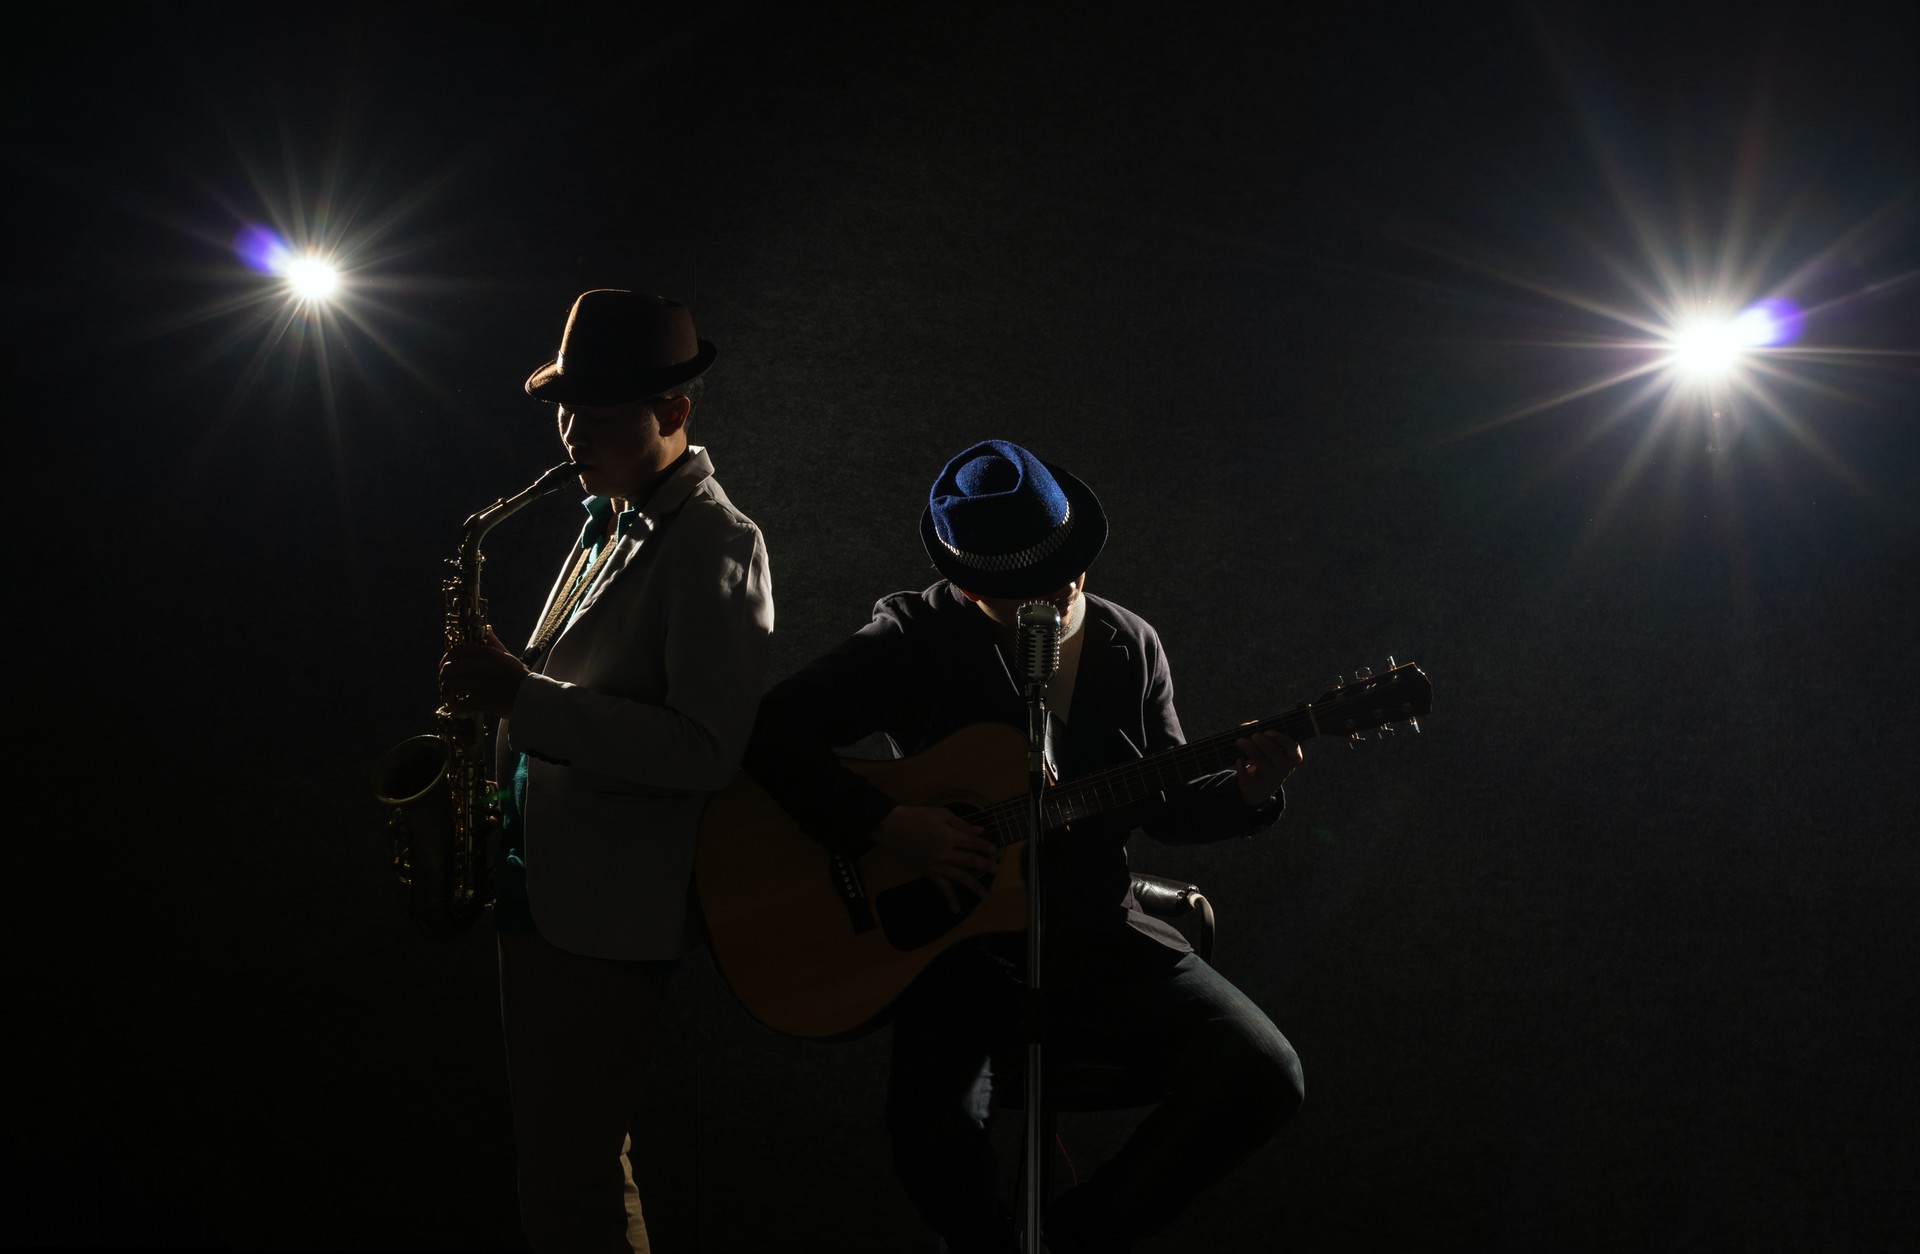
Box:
[500,446,773,960]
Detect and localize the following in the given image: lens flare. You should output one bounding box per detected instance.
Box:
[1746,297,1805,347]
[233,224,291,276]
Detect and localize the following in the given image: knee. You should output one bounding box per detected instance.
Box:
[1219,1028,1304,1134]
[1264,1039,1306,1124]
[885,1064,993,1143]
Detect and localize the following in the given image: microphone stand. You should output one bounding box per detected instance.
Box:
[1015,603,1060,1254]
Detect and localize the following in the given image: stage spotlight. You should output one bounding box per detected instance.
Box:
[1667,307,1767,379]
[1664,300,1801,382]
[285,256,340,300]
[232,224,342,302]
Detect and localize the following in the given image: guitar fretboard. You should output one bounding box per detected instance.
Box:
[971,705,1318,848]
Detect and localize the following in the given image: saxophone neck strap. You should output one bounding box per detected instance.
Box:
[525,541,610,663]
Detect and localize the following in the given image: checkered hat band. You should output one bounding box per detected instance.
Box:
[939,503,1075,572]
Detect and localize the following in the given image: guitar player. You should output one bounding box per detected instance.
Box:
[741,439,1305,1253]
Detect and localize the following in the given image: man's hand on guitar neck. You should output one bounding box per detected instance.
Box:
[872,805,999,914]
[1234,730,1303,807]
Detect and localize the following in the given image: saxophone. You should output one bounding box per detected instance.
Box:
[373,460,582,939]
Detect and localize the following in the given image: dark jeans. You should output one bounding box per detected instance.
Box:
[885,932,1304,1253]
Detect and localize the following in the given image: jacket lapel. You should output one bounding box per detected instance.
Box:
[568,446,715,623]
[1054,599,1136,776]
[1074,600,1130,700]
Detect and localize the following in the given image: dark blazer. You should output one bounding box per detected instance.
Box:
[743,581,1280,962]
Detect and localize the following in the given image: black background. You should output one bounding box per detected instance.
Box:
[6,2,1916,1251]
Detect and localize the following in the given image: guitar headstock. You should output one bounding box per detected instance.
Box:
[1307,660,1432,741]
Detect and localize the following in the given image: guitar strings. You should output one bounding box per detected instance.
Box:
[969,708,1315,848]
[966,672,1423,847]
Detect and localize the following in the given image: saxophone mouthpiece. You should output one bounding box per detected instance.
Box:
[535,460,589,493]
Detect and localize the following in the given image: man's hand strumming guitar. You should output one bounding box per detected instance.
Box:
[872,805,999,914]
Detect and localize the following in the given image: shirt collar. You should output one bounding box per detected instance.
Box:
[571,449,694,549]
[573,496,648,550]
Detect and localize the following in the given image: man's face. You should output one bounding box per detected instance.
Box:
[966,572,1088,640]
[557,401,669,500]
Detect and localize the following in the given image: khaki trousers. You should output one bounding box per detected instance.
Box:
[498,927,676,1254]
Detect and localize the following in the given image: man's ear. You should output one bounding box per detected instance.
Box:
[654,393,693,438]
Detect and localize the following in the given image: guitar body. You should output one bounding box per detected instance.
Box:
[697,722,1035,1039]
[697,662,1432,1040]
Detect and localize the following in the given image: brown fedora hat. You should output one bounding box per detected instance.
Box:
[524,289,717,406]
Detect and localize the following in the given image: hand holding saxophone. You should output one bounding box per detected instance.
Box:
[439,625,529,718]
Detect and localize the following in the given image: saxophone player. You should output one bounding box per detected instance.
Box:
[436,288,774,1253]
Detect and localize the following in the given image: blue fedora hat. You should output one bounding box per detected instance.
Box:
[919,439,1108,598]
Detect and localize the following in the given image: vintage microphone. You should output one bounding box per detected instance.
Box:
[1014,599,1062,1254]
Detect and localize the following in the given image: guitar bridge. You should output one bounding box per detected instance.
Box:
[830,851,876,934]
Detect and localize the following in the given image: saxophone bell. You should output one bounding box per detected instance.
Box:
[374,734,482,938]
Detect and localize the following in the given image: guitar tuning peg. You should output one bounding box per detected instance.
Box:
[1334,674,1344,688]
[1410,718,1421,734]
[1348,732,1362,747]
[1388,655,1397,669]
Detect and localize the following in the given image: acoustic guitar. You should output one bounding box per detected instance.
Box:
[696,662,1432,1039]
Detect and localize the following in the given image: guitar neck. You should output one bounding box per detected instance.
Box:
[973,706,1319,849]
[1047,706,1319,830]
[969,662,1429,849]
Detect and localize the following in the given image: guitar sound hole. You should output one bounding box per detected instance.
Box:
[874,803,996,951]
